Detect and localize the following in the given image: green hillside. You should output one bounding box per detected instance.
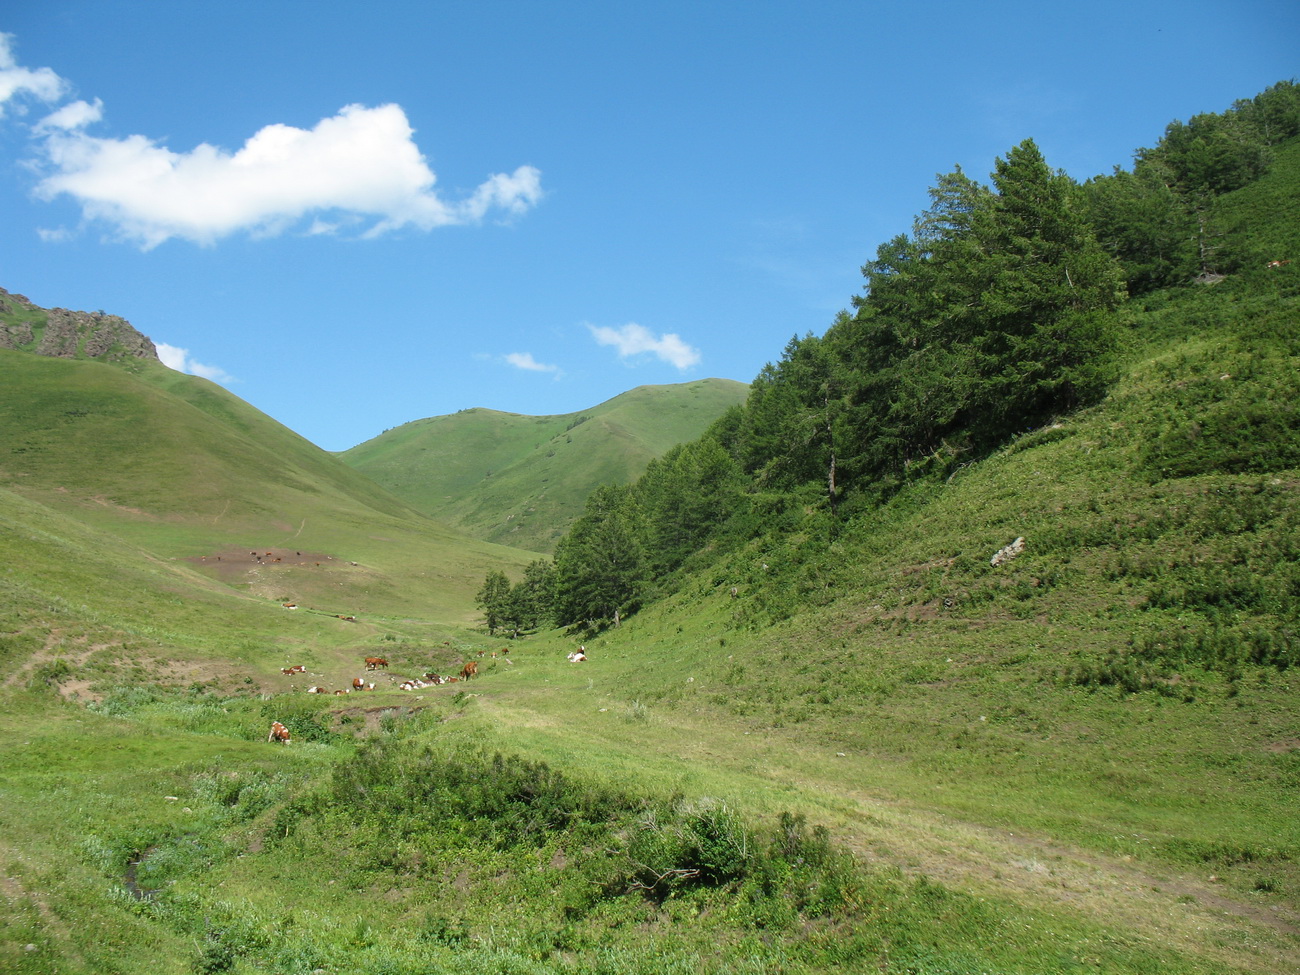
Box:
[339,378,747,552]
[1,83,1299,975]
[0,348,533,622]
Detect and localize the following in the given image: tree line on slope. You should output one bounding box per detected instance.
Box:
[476,81,1300,636]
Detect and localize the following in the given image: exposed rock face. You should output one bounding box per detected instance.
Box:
[0,287,159,362]
[990,536,1026,567]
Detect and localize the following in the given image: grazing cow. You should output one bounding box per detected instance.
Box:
[460,661,478,680]
[365,657,388,670]
[352,677,365,690]
[268,721,291,743]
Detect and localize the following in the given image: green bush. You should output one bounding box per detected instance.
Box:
[26,657,71,689]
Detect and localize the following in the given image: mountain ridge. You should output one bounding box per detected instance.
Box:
[340,377,748,552]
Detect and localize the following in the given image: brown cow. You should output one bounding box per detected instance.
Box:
[268,721,291,743]
[460,661,478,680]
[365,657,388,670]
[352,677,365,690]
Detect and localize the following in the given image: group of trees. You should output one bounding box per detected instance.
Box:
[475,560,555,638]
[1080,80,1300,292]
[476,82,1300,636]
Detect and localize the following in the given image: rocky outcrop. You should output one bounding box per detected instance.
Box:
[0,287,158,362]
[990,536,1026,567]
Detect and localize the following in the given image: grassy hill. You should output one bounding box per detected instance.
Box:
[1,104,1299,974]
[0,349,541,630]
[339,378,748,552]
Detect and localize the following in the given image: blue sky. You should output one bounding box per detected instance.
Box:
[2,1,1295,451]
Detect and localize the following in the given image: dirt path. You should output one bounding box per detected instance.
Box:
[484,693,1300,974]
[824,785,1300,972]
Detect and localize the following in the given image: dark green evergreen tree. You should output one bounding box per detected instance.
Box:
[838,141,1125,487]
[1080,167,1194,294]
[552,484,648,628]
[637,435,743,575]
[475,570,511,636]
[958,139,1126,434]
[502,559,557,636]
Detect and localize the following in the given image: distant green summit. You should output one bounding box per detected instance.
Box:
[339,378,748,553]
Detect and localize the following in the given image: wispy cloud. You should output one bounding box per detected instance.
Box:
[588,322,701,370]
[504,352,561,375]
[0,33,67,115]
[2,33,542,249]
[156,342,236,384]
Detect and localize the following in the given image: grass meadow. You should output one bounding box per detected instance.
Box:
[2,140,1299,974]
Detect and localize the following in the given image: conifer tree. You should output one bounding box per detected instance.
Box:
[552,484,647,628]
[475,570,511,636]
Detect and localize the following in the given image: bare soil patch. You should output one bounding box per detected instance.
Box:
[183,547,343,584]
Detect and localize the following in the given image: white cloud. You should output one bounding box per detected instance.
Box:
[156,342,235,384]
[1,34,543,248]
[504,352,560,374]
[588,322,701,370]
[34,97,102,132]
[0,33,68,115]
[35,226,75,243]
[30,102,543,248]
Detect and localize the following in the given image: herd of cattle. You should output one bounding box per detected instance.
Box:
[265,645,594,744]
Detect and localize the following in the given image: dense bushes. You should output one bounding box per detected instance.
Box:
[283,737,865,925]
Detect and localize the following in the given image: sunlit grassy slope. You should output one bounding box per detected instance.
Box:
[1,141,1299,974]
[0,350,534,621]
[339,378,747,552]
